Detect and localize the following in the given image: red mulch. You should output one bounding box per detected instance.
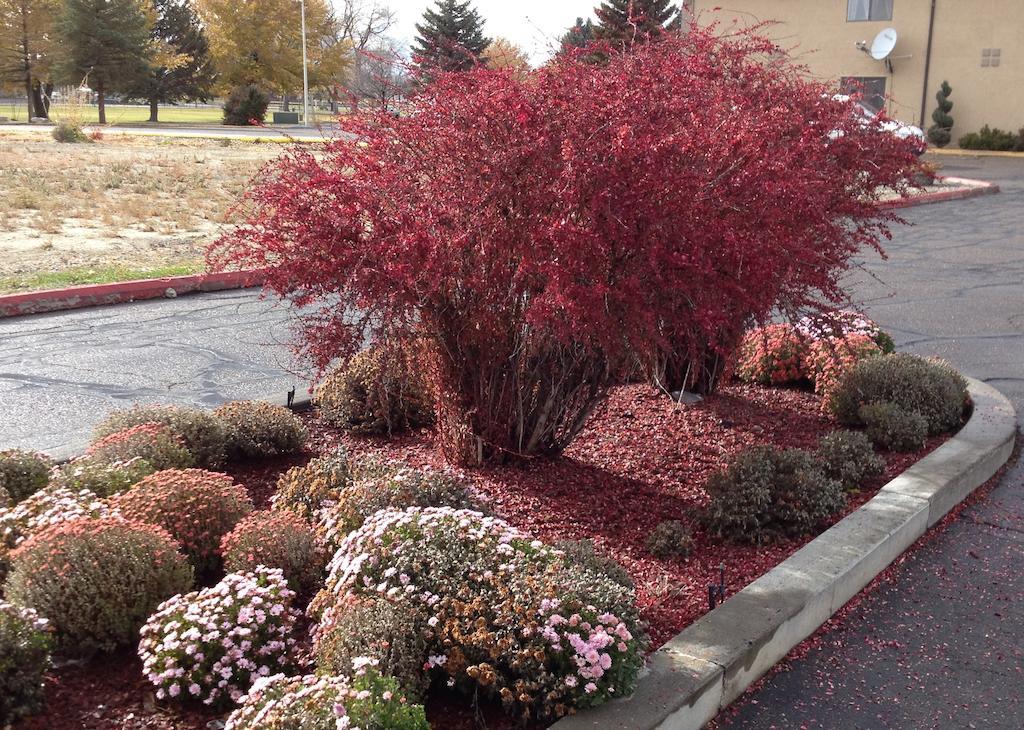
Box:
[24,382,948,729]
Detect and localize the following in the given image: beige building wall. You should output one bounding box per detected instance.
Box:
[692,0,1024,145]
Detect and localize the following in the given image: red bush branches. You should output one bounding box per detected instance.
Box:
[209,26,918,465]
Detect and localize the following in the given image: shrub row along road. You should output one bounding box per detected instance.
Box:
[0,155,1021,724]
[721,154,1024,728]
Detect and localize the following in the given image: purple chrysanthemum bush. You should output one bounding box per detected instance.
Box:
[312,506,647,722]
[138,566,300,706]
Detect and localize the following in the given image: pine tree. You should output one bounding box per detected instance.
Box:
[927,80,954,149]
[122,0,214,122]
[595,0,680,48]
[56,0,153,123]
[560,17,596,52]
[412,0,489,76]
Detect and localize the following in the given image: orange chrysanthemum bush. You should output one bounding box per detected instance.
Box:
[313,507,647,723]
[272,452,353,522]
[85,423,195,472]
[734,324,810,386]
[4,517,193,653]
[805,334,884,400]
[220,511,326,598]
[112,469,253,573]
[209,26,918,464]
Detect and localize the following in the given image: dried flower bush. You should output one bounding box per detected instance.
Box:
[735,324,810,385]
[315,346,435,435]
[5,517,193,653]
[85,423,194,471]
[112,469,253,573]
[554,538,634,590]
[0,601,52,724]
[314,507,646,722]
[225,663,429,730]
[815,431,885,490]
[645,520,694,560]
[0,449,52,504]
[221,511,326,597]
[272,452,353,522]
[139,567,299,707]
[858,402,929,452]
[214,401,307,459]
[828,354,968,434]
[704,446,847,544]
[94,405,231,468]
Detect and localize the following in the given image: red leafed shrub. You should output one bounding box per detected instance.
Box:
[112,469,253,573]
[805,334,883,399]
[209,25,919,464]
[735,324,809,386]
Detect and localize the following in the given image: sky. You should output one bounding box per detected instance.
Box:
[384,0,603,63]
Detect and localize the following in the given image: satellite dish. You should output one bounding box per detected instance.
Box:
[870,28,898,60]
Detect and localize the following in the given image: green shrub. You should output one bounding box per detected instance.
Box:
[51,121,89,143]
[0,449,52,504]
[314,598,429,699]
[315,347,435,435]
[112,468,253,573]
[272,451,353,521]
[52,456,157,497]
[0,601,52,723]
[827,353,968,434]
[222,84,269,126]
[5,517,193,654]
[214,401,307,458]
[85,423,194,471]
[859,402,929,452]
[225,668,430,730]
[704,446,847,544]
[927,80,954,148]
[646,520,694,559]
[958,125,1018,151]
[93,405,230,468]
[815,430,885,490]
[318,462,478,550]
[220,510,326,597]
[0,487,7,509]
[554,538,634,589]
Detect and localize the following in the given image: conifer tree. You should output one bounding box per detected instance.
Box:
[56,0,152,123]
[412,0,488,76]
[560,17,596,52]
[927,80,954,148]
[595,0,680,48]
[123,0,214,122]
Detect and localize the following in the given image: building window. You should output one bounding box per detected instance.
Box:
[848,0,894,21]
[841,77,887,113]
[982,48,1001,67]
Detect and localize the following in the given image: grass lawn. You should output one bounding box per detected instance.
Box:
[0,262,205,294]
[1,102,338,125]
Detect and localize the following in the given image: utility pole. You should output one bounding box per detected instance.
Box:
[300,0,310,126]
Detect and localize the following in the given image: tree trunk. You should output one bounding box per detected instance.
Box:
[148,98,159,122]
[21,10,33,118]
[282,93,290,112]
[97,80,106,124]
[31,81,48,119]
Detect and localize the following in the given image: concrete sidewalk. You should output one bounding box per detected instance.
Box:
[720,154,1024,729]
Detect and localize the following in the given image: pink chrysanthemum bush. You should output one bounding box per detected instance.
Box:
[53,456,157,498]
[312,507,646,722]
[209,26,919,464]
[225,660,429,730]
[86,423,195,472]
[796,310,896,353]
[5,518,193,653]
[112,469,253,573]
[735,324,810,386]
[139,566,300,707]
[805,334,884,400]
[220,511,326,598]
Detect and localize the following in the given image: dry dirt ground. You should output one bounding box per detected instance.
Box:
[0,133,282,277]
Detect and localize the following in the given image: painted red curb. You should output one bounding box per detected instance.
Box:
[0,269,267,318]
[877,177,1000,210]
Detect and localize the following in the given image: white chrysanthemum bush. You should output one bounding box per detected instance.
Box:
[225,658,429,730]
[312,507,647,722]
[139,566,300,706]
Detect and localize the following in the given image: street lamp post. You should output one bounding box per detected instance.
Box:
[300,0,310,126]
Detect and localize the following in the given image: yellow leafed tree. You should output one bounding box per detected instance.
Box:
[482,37,530,79]
[195,0,350,101]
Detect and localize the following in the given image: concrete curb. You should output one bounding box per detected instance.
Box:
[553,377,1016,730]
[0,269,267,318]
[928,148,1024,159]
[877,177,1000,210]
